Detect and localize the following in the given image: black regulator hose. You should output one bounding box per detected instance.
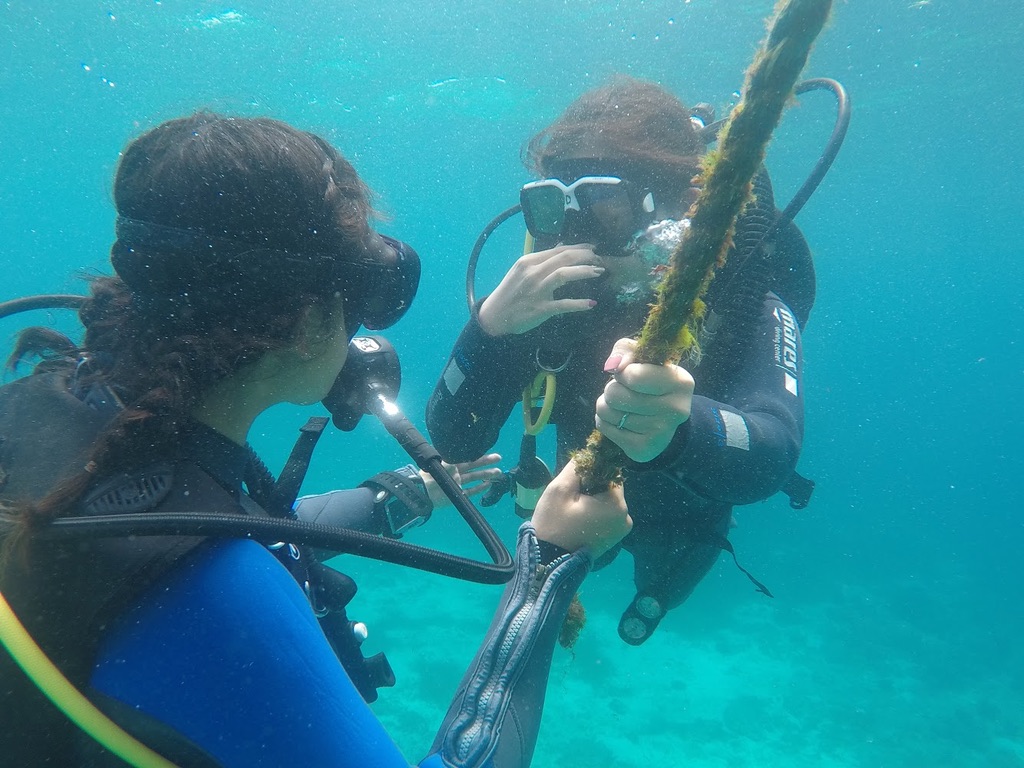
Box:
[40,511,512,583]
[466,204,521,320]
[695,79,850,388]
[33,391,515,586]
[366,390,514,580]
[714,78,850,299]
[700,77,850,236]
[34,403,515,585]
[3,295,515,585]
[776,77,850,231]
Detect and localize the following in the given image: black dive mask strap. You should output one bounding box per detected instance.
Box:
[114,217,420,333]
[112,216,341,301]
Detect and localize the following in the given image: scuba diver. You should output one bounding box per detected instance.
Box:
[427,75,845,645]
[0,113,631,767]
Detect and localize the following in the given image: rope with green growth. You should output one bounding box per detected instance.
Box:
[574,0,833,495]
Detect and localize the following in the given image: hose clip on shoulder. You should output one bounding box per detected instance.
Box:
[360,465,432,537]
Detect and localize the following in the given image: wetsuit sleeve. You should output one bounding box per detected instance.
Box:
[421,523,590,768]
[294,487,384,534]
[426,316,536,462]
[645,294,804,505]
[90,540,411,768]
[296,467,434,542]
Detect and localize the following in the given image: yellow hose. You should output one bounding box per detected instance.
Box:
[0,589,180,768]
[522,371,556,435]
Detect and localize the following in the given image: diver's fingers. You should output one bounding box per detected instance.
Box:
[479,246,600,336]
[602,338,640,374]
[601,371,696,410]
[593,405,660,434]
[598,385,671,417]
[546,298,598,317]
[459,467,504,485]
[612,362,695,397]
[460,480,494,498]
[540,264,606,292]
[546,243,600,264]
[456,453,503,471]
[519,243,599,272]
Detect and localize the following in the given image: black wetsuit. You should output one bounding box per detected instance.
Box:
[427,235,807,642]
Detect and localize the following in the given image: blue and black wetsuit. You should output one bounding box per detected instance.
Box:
[427,278,805,643]
[0,371,591,767]
[89,427,588,767]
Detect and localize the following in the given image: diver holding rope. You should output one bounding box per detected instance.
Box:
[428,75,847,646]
[0,113,631,767]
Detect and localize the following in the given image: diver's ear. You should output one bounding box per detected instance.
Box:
[291,304,345,361]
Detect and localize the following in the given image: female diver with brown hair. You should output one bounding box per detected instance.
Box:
[428,76,815,645]
[0,112,631,766]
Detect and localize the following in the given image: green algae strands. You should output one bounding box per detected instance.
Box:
[574,0,834,495]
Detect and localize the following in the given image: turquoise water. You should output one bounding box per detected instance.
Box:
[3,1,1023,765]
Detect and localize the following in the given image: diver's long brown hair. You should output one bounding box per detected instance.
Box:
[2,113,373,558]
[523,76,706,203]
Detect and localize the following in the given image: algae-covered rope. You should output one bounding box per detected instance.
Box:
[574,0,834,495]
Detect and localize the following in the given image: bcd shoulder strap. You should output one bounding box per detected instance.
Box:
[0,371,236,766]
[0,370,109,501]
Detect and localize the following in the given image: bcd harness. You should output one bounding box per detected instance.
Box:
[468,78,851,527]
[0,368,396,766]
[479,168,819,624]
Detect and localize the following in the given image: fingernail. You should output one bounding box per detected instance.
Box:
[588,299,598,308]
[603,354,622,373]
[594,266,606,274]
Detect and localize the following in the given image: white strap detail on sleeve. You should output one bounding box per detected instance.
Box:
[443,358,467,396]
[720,409,750,451]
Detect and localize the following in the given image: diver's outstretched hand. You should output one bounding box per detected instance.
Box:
[422,453,503,510]
[532,459,631,560]
[595,337,694,463]
[477,245,604,336]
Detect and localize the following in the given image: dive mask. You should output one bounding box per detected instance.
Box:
[519,176,656,253]
[112,217,420,334]
[347,233,421,332]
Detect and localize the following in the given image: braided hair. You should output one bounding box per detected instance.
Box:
[2,113,374,554]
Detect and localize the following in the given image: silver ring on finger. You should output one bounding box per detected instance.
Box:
[617,412,630,430]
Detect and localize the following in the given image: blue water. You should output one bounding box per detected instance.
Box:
[3,1,1023,765]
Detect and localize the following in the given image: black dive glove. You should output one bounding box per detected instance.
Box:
[423,523,590,768]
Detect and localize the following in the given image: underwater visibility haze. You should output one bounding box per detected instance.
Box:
[2,1,1023,765]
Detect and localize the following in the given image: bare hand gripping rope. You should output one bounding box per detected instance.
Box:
[573,0,835,495]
